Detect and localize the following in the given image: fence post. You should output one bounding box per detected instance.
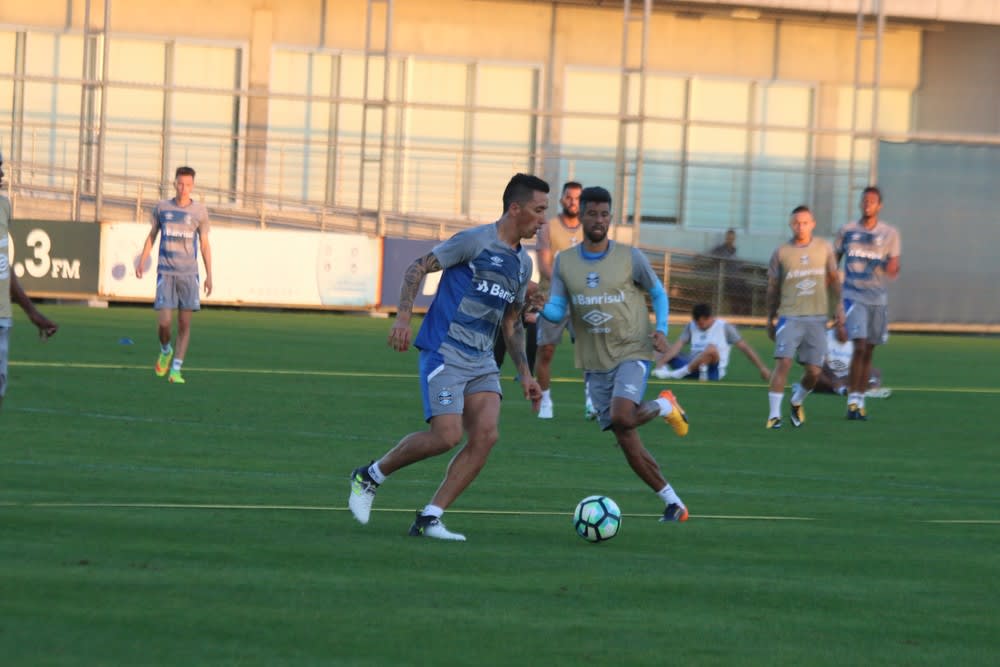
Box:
[135,181,143,221]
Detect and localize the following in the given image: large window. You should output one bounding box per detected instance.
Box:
[683,78,751,230]
[105,39,166,190]
[17,32,84,189]
[269,49,538,218]
[748,83,814,232]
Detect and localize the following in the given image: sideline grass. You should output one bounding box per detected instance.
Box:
[2,305,998,666]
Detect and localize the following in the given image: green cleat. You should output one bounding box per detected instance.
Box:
[154,348,173,377]
[168,369,185,384]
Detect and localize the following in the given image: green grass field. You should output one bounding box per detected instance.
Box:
[2,305,998,666]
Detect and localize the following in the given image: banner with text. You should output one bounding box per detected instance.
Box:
[99,223,381,308]
[8,219,101,295]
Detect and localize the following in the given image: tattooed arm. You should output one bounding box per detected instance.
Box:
[502,303,542,410]
[388,252,443,352]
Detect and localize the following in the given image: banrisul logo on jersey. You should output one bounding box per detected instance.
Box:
[9,219,101,295]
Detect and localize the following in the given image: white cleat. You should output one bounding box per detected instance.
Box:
[651,365,671,380]
[348,466,379,524]
[538,398,554,419]
[408,513,466,541]
[584,401,598,421]
[865,387,892,399]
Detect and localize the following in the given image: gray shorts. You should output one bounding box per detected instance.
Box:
[845,301,889,345]
[774,316,826,367]
[537,312,573,346]
[419,346,502,422]
[155,273,201,311]
[0,326,8,398]
[585,359,650,431]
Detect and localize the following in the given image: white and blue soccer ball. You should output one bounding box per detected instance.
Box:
[573,495,622,543]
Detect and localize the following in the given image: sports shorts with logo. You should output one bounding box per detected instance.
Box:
[419,344,502,422]
[155,273,201,311]
[585,359,650,431]
[773,315,826,367]
[844,300,889,345]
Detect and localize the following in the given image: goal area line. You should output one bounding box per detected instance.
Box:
[2,501,997,523]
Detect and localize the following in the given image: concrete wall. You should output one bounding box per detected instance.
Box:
[915,23,1000,135]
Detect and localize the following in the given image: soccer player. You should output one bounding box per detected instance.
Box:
[0,150,58,411]
[136,166,213,384]
[765,205,844,429]
[534,181,593,419]
[348,173,546,541]
[652,302,771,382]
[800,327,889,398]
[540,186,692,523]
[835,186,901,420]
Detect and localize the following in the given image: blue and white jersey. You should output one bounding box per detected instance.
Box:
[835,220,901,306]
[414,222,532,358]
[152,198,210,276]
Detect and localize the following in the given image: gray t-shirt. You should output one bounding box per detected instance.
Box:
[152,198,210,276]
[835,220,901,306]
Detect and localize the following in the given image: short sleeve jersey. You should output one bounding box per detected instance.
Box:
[768,238,838,318]
[679,318,741,374]
[0,196,12,325]
[414,222,532,358]
[152,198,210,276]
[835,220,901,306]
[550,242,659,372]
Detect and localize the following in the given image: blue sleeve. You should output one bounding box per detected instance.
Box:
[541,253,569,322]
[541,295,567,322]
[649,283,669,335]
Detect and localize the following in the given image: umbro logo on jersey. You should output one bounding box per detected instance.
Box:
[586,272,600,288]
[489,255,504,266]
[582,310,613,327]
[800,255,809,264]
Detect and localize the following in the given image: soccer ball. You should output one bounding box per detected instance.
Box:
[573,495,622,543]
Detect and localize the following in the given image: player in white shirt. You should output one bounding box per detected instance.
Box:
[652,303,771,381]
[799,328,890,398]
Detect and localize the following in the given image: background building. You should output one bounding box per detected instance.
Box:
[2,0,999,324]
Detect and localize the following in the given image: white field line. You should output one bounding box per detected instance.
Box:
[2,501,997,523]
[11,360,1000,394]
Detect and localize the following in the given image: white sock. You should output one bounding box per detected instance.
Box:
[421,504,444,519]
[848,392,862,406]
[161,343,172,354]
[669,366,691,379]
[171,358,183,372]
[541,389,552,402]
[656,484,684,508]
[836,386,847,396]
[654,397,674,417]
[368,461,387,485]
[768,392,783,419]
[791,383,811,405]
[858,395,866,409]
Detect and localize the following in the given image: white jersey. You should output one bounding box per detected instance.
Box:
[824,329,854,378]
[679,318,741,379]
